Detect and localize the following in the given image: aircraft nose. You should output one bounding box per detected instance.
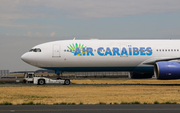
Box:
[21,53,29,62]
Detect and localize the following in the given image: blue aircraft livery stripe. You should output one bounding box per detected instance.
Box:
[41,66,154,72]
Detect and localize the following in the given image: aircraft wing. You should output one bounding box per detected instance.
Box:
[142,57,180,65]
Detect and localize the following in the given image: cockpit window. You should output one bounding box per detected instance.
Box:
[29,48,41,52]
[29,49,34,52]
[36,48,41,52]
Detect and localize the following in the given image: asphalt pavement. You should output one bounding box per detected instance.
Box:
[0,104,180,113]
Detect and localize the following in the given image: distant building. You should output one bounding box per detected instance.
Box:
[0,70,9,78]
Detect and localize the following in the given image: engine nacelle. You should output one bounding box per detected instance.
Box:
[154,61,180,79]
[129,72,153,79]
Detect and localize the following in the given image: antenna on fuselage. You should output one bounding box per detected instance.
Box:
[73,37,76,40]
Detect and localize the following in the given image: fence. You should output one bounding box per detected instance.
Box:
[74,71,129,77]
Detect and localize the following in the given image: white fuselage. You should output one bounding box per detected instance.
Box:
[21,40,180,73]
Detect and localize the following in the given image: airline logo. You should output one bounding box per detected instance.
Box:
[67,43,152,56]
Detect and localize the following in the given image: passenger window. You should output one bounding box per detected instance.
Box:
[174,49,176,51]
[171,49,173,51]
[67,50,69,52]
[159,49,161,51]
[156,49,158,51]
[178,49,179,51]
[64,50,66,52]
[168,49,170,51]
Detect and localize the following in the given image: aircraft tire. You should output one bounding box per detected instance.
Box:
[38,79,45,85]
[64,79,70,85]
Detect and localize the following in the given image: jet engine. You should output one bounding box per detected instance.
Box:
[154,61,180,79]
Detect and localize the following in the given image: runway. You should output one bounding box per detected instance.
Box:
[0,105,180,113]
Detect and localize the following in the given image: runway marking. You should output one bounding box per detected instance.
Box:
[1,109,180,111]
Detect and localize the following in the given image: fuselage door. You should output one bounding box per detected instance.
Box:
[53,45,61,57]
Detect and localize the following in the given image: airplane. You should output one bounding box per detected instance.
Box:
[21,39,180,80]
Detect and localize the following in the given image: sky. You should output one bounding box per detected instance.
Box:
[0,0,180,72]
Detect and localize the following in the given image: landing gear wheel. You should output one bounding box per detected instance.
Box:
[64,79,70,85]
[38,79,45,85]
